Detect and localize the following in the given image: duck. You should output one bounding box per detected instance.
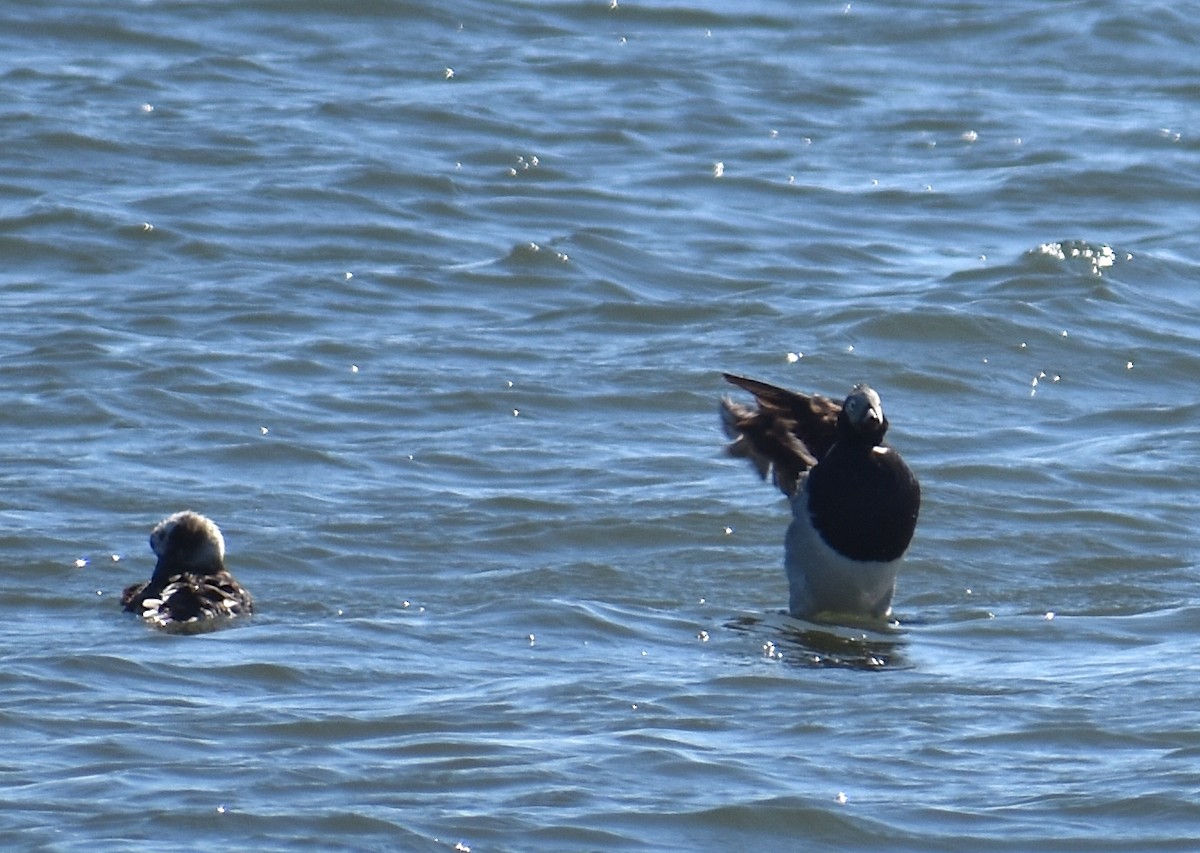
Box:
[121,511,253,628]
[720,373,920,620]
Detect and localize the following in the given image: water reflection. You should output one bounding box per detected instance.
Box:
[726,613,909,671]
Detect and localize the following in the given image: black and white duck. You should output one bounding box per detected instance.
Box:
[720,373,920,620]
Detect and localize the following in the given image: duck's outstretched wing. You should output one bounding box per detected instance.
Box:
[719,373,842,497]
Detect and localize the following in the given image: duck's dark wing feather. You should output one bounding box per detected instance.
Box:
[719,373,842,497]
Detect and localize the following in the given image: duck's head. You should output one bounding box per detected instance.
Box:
[150,510,226,578]
[840,384,889,443]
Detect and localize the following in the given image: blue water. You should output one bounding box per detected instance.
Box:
[3,1,1200,850]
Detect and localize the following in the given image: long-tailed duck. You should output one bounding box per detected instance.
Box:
[720,373,920,620]
[121,511,253,629]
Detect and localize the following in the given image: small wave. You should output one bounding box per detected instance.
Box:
[1025,240,1130,277]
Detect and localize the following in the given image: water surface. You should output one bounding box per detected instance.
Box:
[2,1,1199,850]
